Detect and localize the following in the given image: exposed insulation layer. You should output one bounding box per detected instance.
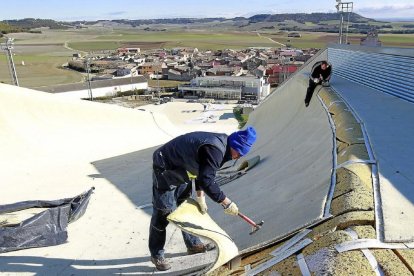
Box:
[333,166,372,199]
[337,144,370,165]
[394,250,414,274]
[351,225,413,275]
[319,88,342,106]
[311,211,375,238]
[258,255,302,275]
[332,112,360,137]
[331,166,374,216]
[167,198,239,274]
[303,231,375,275]
[328,101,348,115]
[336,124,364,146]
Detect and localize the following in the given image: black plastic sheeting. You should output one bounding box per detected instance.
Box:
[0,187,94,254]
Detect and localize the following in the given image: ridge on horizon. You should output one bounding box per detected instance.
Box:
[1,12,375,23]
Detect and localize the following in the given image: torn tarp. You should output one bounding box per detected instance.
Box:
[0,187,94,253]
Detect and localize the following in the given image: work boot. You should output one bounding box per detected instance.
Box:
[187,242,216,255]
[151,256,171,271]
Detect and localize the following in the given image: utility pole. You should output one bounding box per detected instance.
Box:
[280,57,287,84]
[157,65,160,101]
[2,38,19,86]
[335,0,353,45]
[345,7,352,44]
[85,57,93,101]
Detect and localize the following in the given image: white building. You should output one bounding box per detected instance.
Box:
[178,76,270,101]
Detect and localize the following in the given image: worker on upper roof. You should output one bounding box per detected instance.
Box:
[305,60,332,107]
[149,126,257,271]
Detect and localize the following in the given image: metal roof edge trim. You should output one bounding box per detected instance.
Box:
[327,43,414,58]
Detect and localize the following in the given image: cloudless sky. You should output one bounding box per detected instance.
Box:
[1,0,414,21]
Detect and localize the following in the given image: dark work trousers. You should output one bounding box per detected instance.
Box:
[305,79,320,105]
[148,168,202,259]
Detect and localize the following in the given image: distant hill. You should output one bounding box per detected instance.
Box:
[90,13,371,26]
[0,18,68,36]
[0,13,380,31]
[78,13,387,33]
[247,12,371,24]
[0,22,24,36]
[2,13,414,37]
[99,13,372,26]
[77,17,228,27]
[3,18,68,30]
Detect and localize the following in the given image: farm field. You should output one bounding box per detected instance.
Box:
[68,30,278,51]
[267,32,366,48]
[0,52,83,88]
[1,26,414,87]
[267,32,414,48]
[377,34,414,47]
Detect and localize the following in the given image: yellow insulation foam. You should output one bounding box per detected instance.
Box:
[167,198,239,273]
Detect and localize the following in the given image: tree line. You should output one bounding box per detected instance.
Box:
[0,18,68,37]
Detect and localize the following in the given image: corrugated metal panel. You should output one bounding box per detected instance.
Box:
[328,48,414,103]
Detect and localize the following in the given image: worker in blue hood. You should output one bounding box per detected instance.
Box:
[149,126,257,271]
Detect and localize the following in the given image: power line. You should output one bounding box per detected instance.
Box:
[1,38,19,86]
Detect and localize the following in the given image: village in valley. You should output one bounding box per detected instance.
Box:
[43,45,318,105]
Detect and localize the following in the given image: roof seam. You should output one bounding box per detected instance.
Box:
[393,249,414,274]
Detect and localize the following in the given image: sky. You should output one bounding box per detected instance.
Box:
[1,0,414,21]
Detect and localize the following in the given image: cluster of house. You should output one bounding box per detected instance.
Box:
[52,46,318,101]
[69,46,317,86]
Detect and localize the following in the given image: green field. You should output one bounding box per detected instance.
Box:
[268,32,335,48]
[68,41,121,51]
[268,31,414,48]
[0,53,83,87]
[69,31,276,51]
[1,26,414,88]
[378,34,414,47]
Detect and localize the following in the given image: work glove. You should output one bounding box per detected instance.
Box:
[196,195,208,214]
[224,202,239,216]
[313,78,320,84]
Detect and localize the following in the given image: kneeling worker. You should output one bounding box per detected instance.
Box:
[149,126,257,271]
[304,60,332,107]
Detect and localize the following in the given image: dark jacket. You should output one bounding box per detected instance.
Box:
[153,131,231,202]
[310,62,332,81]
